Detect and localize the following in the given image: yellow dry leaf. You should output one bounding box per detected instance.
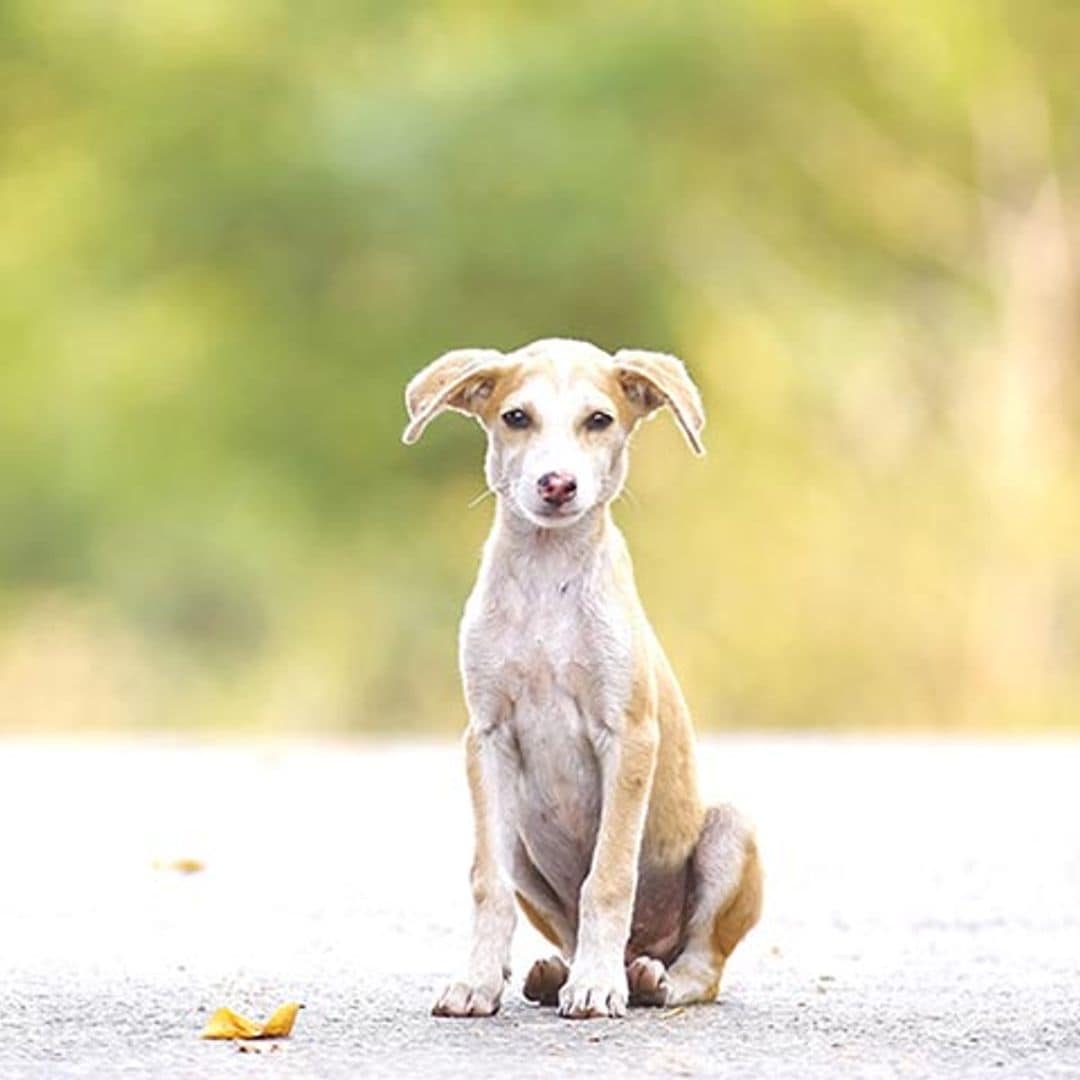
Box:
[202,1008,264,1040]
[260,1002,301,1038]
[201,1003,302,1041]
[154,858,205,874]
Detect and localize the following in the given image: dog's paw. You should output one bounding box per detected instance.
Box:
[557,965,628,1020]
[626,956,672,1007]
[431,980,502,1018]
[523,955,570,1006]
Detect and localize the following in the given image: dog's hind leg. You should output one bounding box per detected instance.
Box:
[513,851,575,1005]
[643,805,762,1007]
[523,954,570,1005]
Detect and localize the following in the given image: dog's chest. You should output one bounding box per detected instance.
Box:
[461,555,634,731]
[464,559,634,898]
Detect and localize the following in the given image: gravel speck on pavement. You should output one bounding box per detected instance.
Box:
[1,736,1078,1079]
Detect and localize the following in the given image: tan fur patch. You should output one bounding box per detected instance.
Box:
[473,364,529,425]
[711,836,764,962]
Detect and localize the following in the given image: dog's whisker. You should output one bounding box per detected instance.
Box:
[467,488,494,509]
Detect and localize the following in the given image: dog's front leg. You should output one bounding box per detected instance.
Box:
[559,721,658,1019]
[432,725,516,1017]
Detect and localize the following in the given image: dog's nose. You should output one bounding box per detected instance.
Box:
[538,471,578,508]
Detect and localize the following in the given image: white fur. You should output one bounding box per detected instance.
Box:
[459,503,643,1015]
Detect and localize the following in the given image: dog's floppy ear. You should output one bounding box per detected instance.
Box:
[402,348,508,445]
[613,349,706,455]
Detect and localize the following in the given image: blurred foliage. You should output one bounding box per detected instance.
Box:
[1,0,1078,731]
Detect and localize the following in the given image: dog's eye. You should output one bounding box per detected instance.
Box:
[585,411,614,431]
[501,408,531,430]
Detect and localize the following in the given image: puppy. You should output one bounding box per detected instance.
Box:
[403,338,761,1019]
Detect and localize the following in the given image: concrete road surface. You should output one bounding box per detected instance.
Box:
[1,736,1078,1078]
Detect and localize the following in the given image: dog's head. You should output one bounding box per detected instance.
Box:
[402,338,705,529]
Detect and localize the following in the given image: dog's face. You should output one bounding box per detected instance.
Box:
[403,338,705,529]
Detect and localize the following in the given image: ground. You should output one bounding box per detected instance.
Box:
[1,735,1078,1079]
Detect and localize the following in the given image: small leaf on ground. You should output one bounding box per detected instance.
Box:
[261,1003,302,1038]
[154,858,205,874]
[201,1003,302,1040]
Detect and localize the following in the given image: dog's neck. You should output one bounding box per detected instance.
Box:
[485,499,620,577]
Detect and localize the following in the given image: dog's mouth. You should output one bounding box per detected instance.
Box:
[520,500,589,528]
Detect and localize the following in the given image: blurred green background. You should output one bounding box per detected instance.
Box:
[2,0,1078,733]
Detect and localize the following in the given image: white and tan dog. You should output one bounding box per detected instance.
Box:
[403,338,761,1020]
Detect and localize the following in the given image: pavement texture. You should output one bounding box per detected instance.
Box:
[1,735,1078,1079]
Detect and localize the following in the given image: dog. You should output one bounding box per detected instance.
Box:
[403,338,762,1019]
